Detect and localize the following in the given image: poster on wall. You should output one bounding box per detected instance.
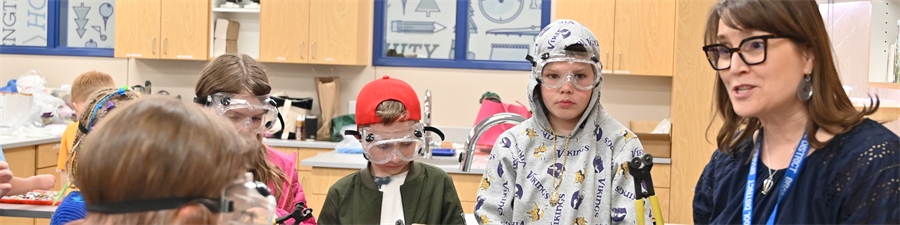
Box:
[383,0,457,59]
[467,0,542,61]
[0,0,50,47]
[65,0,115,48]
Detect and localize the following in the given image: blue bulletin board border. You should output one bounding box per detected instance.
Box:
[0,0,114,57]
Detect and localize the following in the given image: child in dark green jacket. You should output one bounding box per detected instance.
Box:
[317,76,465,225]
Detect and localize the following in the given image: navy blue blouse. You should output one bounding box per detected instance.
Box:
[694,119,900,224]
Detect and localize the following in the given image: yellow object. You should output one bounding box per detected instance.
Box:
[635,198,645,225]
[649,195,665,225]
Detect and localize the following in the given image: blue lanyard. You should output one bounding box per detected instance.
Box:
[742,129,809,225]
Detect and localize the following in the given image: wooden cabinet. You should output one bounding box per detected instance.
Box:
[259,0,311,63]
[160,0,210,60]
[0,143,62,225]
[114,0,161,59]
[556,0,616,73]
[115,0,209,60]
[556,0,676,76]
[307,0,368,65]
[258,0,370,65]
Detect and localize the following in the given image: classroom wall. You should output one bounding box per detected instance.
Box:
[0,54,672,129]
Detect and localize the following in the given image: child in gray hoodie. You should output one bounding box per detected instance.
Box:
[475,19,653,225]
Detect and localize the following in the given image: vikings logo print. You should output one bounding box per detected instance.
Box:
[571,190,584,209]
[475,196,486,211]
[534,144,549,157]
[616,162,629,179]
[593,156,604,173]
[480,215,493,224]
[523,129,538,140]
[501,137,512,148]
[527,202,545,222]
[498,163,505,177]
[515,184,524,199]
[611,207,627,222]
[480,176,491,190]
[547,163,564,179]
[576,169,585,183]
[574,217,587,225]
[593,123,603,141]
[619,129,636,142]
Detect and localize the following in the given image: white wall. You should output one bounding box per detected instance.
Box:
[0,54,672,129]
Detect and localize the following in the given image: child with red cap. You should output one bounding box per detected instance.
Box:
[317,76,465,225]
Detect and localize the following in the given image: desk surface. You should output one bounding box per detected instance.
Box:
[0,203,56,219]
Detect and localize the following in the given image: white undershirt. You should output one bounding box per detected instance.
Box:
[378,171,408,225]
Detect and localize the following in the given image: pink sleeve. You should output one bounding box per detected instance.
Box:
[281,152,316,225]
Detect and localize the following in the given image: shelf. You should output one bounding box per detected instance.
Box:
[868,82,900,90]
[212,8,260,13]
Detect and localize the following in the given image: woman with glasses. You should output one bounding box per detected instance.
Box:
[694,0,899,224]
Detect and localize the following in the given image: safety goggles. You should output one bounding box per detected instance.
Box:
[346,121,445,164]
[84,172,276,225]
[194,93,284,134]
[218,172,278,225]
[530,50,603,91]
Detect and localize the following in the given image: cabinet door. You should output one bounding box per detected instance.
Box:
[308,0,361,65]
[114,0,160,59]
[160,0,209,60]
[556,0,617,73]
[613,0,676,76]
[260,0,310,63]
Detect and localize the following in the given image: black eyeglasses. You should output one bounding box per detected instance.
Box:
[701,35,789,71]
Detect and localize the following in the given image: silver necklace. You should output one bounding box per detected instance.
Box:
[761,138,795,195]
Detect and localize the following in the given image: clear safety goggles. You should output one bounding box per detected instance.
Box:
[531,50,603,91]
[346,121,445,164]
[219,172,278,225]
[84,172,277,225]
[195,93,284,134]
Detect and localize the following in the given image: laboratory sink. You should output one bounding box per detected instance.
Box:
[417,155,463,171]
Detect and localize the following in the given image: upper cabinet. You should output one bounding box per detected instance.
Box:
[259,0,311,63]
[115,0,210,60]
[307,0,369,65]
[114,0,161,59]
[556,0,676,76]
[235,0,371,65]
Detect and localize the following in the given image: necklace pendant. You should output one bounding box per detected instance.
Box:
[762,177,774,195]
[550,190,560,206]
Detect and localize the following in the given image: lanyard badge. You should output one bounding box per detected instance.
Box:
[743,129,810,225]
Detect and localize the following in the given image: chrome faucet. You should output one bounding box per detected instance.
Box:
[458,113,527,172]
[422,89,433,159]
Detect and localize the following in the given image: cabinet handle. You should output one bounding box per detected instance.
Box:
[312,42,316,59]
[300,42,305,59]
[606,51,609,67]
[163,38,168,54]
[618,52,622,70]
[152,38,156,54]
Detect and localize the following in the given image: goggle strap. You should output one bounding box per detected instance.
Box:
[345,130,361,139]
[424,126,445,141]
[86,197,221,214]
[192,96,210,106]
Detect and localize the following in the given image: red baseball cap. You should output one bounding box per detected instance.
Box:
[355,75,421,126]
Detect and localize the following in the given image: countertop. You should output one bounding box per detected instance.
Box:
[0,136,60,149]
[263,138,339,149]
[0,203,55,218]
[301,151,487,175]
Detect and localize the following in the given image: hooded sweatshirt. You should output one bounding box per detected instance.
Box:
[474,19,653,225]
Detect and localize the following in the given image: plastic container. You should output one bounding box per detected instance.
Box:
[336,134,364,154]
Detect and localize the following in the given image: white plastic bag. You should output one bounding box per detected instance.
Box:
[6,71,67,136]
